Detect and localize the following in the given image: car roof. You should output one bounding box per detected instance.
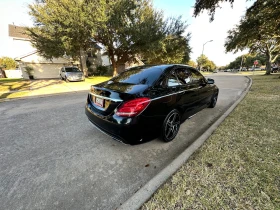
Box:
[137,64,195,70]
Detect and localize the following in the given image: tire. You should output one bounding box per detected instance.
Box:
[209,93,218,108]
[160,109,181,142]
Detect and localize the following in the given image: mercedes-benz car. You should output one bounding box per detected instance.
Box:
[59,66,85,82]
[85,64,219,145]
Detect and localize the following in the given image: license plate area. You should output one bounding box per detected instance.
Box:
[94,97,104,108]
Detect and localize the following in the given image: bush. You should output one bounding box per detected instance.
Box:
[96,65,108,76]
[87,67,95,76]
[24,66,34,76]
[105,65,113,76]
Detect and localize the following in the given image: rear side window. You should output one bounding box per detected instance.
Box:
[167,73,181,86]
[111,66,163,85]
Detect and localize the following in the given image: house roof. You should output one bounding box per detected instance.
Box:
[9,24,29,39]
[15,51,38,61]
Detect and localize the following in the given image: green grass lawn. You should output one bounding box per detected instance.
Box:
[237,70,267,75]
[0,76,111,99]
[0,79,31,92]
[142,74,280,209]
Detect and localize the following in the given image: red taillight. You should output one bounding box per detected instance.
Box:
[116,97,151,117]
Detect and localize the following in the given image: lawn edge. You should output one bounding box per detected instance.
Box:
[118,76,252,210]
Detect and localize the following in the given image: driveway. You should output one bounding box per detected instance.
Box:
[0,75,249,210]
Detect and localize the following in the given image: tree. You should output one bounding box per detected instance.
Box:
[197,54,207,70]
[196,54,216,71]
[193,0,280,25]
[187,60,197,68]
[94,0,165,76]
[225,0,280,75]
[143,17,191,65]
[227,54,266,70]
[26,0,107,76]
[193,0,235,21]
[0,57,17,70]
[94,1,191,75]
[204,60,216,71]
[27,0,191,77]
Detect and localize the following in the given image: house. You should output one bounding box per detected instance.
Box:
[7,24,35,59]
[8,24,76,79]
[15,51,72,79]
[6,24,143,78]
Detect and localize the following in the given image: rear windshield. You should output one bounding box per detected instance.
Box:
[65,67,81,72]
[111,66,163,85]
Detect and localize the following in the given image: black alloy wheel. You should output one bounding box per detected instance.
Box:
[209,94,218,108]
[161,109,181,142]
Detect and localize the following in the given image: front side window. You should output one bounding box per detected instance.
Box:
[176,68,192,84]
[190,69,206,83]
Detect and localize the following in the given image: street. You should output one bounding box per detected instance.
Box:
[0,75,249,210]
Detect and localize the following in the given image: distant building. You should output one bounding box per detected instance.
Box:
[5,24,143,78]
[8,24,73,79]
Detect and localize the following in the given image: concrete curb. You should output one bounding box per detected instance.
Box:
[118,76,252,210]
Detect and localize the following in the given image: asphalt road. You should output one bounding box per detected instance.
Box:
[0,74,249,210]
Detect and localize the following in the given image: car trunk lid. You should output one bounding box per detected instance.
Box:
[89,82,148,116]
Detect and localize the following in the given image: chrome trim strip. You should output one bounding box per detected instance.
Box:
[150,89,196,101]
[91,88,197,102]
[89,92,123,102]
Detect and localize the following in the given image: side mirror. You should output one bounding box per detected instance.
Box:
[207,78,215,84]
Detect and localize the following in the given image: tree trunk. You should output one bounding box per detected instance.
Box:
[79,48,88,77]
[107,49,118,77]
[265,52,271,75]
[110,56,117,77]
[265,46,271,75]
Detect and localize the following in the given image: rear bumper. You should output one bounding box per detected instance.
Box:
[85,100,162,145]
[85,105,144,144]
[68,78,84,81]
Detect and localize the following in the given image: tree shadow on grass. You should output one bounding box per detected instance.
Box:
[0,79,64,99]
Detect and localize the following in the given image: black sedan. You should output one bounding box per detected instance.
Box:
[85,64,219,145]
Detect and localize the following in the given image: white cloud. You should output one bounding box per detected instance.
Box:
[188,0,253,66]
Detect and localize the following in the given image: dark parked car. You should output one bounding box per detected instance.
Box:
[85,64,219,145]
[271,66,278,73]
[59,66,85,82]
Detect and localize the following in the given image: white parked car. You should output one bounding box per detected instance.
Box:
[59,66,85,82]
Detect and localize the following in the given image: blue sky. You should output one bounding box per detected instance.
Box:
[0,0,253,66]
[153,0,194,21]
